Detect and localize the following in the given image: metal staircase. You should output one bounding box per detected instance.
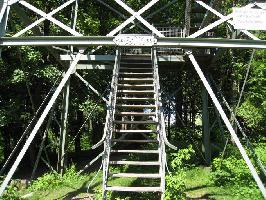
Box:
[97,48,176,199]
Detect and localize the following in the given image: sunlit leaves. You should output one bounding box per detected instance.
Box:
[10,69,26,84]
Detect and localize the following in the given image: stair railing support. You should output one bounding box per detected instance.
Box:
[152,48,177,150]
[100,49,121,200]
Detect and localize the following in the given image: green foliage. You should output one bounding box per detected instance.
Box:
[0,109,8,127]
[79,99,105,119]
[237,100,265,130]
[210,143,266,199]
[35,65,61,81]
[93,188,111,200]
[168,144,195,170]
[165,172,186,200]
[10,69,26,84]
[30,165,83,192]
[230,184,262,200]
[165,145,195,199]
[211,156,252,185]
[1,185,21,200]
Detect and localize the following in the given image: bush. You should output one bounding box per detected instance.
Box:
[165,172,186,200]
[168,144,195,171]
[165,145,195,199]
[211,156,253,185]
[30,165,83,192]
[211,144,265,199]
[2,184,21,200]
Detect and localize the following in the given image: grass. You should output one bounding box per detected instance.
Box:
[184,167,233,200]
[184,166,263,200]
[19,166,261,200]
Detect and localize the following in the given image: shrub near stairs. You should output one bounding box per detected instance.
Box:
[30,165,83,192]
[164,145,195,200]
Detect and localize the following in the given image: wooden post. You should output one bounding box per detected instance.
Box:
[58,75,70,175]
[202,85,211,165]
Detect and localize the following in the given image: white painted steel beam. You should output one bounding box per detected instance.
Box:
[75,72,108,103]
[109,0,161,36]
[188,13,234,38]
[62,55,184,62]
[19,1,82,36]
[195,1,260,40]
[113,0,164,37]
[14,0,75,37]
[0,52,83,196]
[188,53,266,199]
[61,55,116,61]
[0,1,7,23]
[76,64,113,70]
[1,37,266,49]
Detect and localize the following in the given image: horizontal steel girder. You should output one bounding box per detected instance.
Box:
[61,55,184,62]
[1,36,266,49]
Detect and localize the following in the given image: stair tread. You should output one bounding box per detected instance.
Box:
[114,120,157,124]
[120,67,152,70]
[120,78,153,80]
[116,112,156,116]
[119,72,153,75]
[116,97,155,101]
[106,186,162,192]
[116,104,156,108]
[111,139,158,143]
[109,161,160,165]
[108,173,160,178]
[118,84,154,87]
[115,129,154,133]
[111,150,159,153]
[114,129,155,133]
[120,62,151,64]
[118,90,154,93]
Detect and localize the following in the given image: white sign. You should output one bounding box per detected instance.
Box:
[114,35,157,46]
[233,8,266,30]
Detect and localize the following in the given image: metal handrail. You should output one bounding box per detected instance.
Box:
[152,48,177,150]
[91,49,121,149]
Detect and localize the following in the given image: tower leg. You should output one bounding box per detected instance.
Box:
[202,85,211,165]
[58,76,70,174]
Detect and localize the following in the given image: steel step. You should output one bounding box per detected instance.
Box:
[114,129,155,133]
[116,112,156,116]
[108,173,160,178]
[114,120,157,124]
[111,150,159,154]
[106,186,162,192]
[120,62,152,65]
[111,139,158,143]
[118,84,154,89]
[116,104,156,108]
[119,78,153,82]
[109,161,160,166]
[117,90,154,94]
[119,72,153,76]
[116,97,155,102]
[120,68,152,71]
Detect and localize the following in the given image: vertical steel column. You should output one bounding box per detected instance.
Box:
[0,1,9,58]
[58,76,70,174]
[201,85,211,165]
[57,0,78,174]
